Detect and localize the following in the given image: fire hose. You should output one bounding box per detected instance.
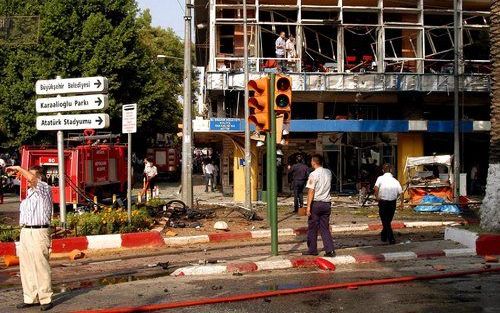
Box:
[72,266,500,313]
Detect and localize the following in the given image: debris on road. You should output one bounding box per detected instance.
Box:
[214,221,229,231]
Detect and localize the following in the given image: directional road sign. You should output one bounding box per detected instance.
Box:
[35,76,108,95]
[122,103,137,134]
[36,113,110,131]
[35,94,108,113]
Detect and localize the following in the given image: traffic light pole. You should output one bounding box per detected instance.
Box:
[268,73,278,256]
[243,0,252,211]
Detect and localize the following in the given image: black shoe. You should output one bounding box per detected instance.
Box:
[324,251,336,257]
[40,303,53,311]
[16,303,38,309]
[302,251,319,256]
[389,239,396,245]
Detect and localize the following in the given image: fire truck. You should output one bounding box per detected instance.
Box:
[20,133,128,204]
[146,147,181,181]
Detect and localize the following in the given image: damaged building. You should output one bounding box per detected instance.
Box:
[192,0,491,201]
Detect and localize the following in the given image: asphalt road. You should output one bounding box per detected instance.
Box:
[1,254,498,313]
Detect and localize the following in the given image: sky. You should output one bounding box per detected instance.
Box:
[136,0,184,36]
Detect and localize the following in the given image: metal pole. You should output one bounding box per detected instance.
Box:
[182,0,193,207]
[453,0,460,202]
[269,73,278,256]
[127,133,132,224]
[56,76,66,227]
[243,0,252,211]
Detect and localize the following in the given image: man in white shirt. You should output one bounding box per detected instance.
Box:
[6,165,54,311]
[303,154,335,257]
[275,32,287,72]
[374,164,403,244]
[143,158,158,197]
[203,159,215,192]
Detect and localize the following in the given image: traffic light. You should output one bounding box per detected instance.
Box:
[274,74,292,125]
[248,77,271,132]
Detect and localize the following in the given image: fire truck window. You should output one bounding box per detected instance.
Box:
[43,165,59,187]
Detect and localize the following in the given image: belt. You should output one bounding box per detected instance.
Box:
[23,225,50,229]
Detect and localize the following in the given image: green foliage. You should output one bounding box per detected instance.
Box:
[52,207,153,236]
[0,224,20,242]
[0,1,183,148]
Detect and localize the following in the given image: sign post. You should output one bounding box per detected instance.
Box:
[122,104,137,224]
[36,76,109,227]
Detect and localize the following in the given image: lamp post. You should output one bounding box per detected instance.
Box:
[182,0,193,207]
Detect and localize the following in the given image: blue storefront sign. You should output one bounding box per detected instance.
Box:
[209,118,243,132]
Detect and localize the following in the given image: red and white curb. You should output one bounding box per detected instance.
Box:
[445,226,500,256]
[0,220,460,257]
[0,232,164,257]
[170,247,477,277]
[164,221,460,247]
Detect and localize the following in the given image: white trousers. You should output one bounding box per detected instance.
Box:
[18,228,53,305]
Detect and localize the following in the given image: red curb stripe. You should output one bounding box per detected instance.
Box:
[0,242,16,256]
[227,262,258,273]
[290,257,318,268]
[294,227,308,235]
[476,234,500,256]
[208,232,252,243]
[121,232,165,248]
[367,224,382,231]
[51,237,88,253]
[353,254,385,263]
[391,221,406,229]
[416,250,446,259]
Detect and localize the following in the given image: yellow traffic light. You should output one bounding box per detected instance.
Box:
[274,74,292,125]
[248,77,271,132]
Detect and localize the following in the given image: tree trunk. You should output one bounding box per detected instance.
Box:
[480,0,500,231]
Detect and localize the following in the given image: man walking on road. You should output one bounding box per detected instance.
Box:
[303,154,335,257]
[6,165,53,311]
[374,164,403,245]
[289,155,309,213]
[203,159,216,192]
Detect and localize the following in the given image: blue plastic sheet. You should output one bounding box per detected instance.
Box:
[414,194,461,214]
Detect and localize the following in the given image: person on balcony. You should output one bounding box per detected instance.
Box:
[275,31,287,72]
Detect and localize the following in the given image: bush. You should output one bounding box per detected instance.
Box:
[0,224,20,242]
[53,207,154,236]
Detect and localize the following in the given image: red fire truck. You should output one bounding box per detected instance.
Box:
[20,134,128,204]
[146,147,181,181]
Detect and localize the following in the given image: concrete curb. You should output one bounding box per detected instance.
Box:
[164,221,459,247]
[444,226,500,256]
[170,247,477,277]
[0,220,459,257]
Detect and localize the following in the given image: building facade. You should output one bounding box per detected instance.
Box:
[193,0,491,200]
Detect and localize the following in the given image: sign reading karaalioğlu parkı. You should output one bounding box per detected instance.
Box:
[35,76,108,95]
[36,94,108,113]
[36,113,110,131]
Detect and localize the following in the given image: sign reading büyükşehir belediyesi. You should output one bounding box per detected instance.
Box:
[35,76,108,95]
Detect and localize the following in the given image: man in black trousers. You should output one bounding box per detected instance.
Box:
[374,164,403,245]
[289,155,309,213]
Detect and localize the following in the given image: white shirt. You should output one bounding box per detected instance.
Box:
[375,173,403,201]
[144,164,158,179]
[275,37,286,56]
[19,181,53,226]
[204,163,215,175]
[306,167,332,202]
[286,39,296,59]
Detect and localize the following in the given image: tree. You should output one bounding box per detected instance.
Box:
[0,0,183,149]
[480,0,500,231]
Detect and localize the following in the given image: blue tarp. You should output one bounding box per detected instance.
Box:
[414,195,461,214]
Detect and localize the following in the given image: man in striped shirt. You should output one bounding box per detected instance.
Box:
[6,165,54,311]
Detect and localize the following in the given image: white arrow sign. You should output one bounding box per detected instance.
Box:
[36,94,108,113]
[36,113,110,131]
[35,76,108,95]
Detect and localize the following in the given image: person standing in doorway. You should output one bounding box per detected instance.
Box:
[303,154,335,257]
[275,31,287,72]
[143,158,158,198]
[289,155,309,213]
[203,159,215,192]
[374,164,402,245]
[6,165,53,311]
